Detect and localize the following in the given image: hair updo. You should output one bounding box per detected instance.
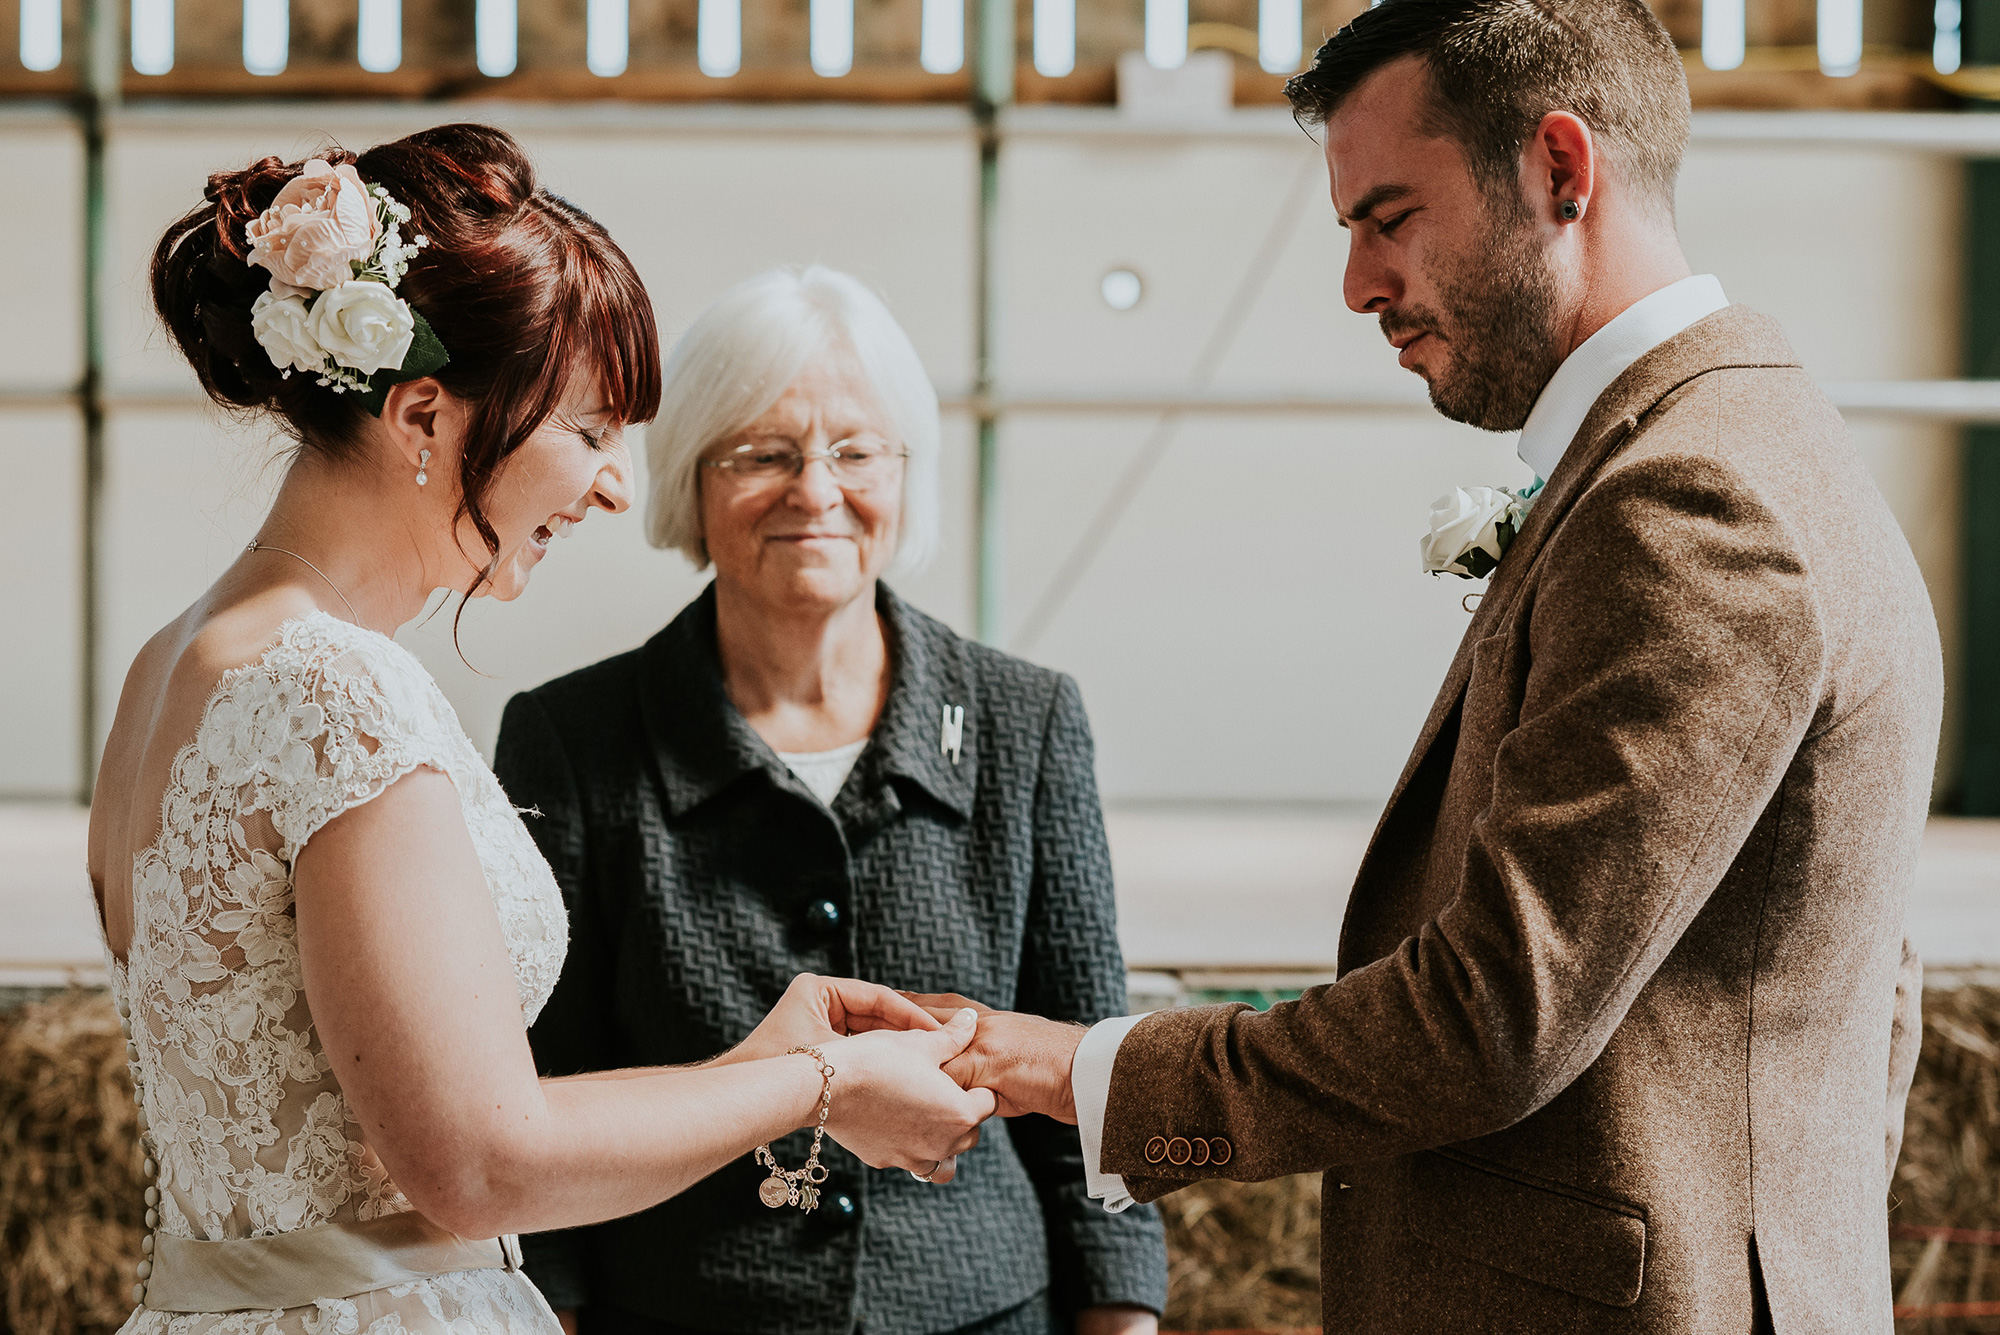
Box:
[151,122,662,574]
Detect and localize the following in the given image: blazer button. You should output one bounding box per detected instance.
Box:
[1143,1136,1168,1164]
[1208,1138,1232,1165]
[801,899,844,934]
[1187,1138,1210,1167]
[1165,1137,1192,1166]
[816,1190,859,1228]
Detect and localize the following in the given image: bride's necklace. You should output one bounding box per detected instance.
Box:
[245,541,362,624]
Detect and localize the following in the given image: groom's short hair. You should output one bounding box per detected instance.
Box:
[1285,0,1690,220]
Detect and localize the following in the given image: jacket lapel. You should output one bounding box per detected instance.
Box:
[1359,305,1805,851]
[635,586,781,818]
[833,586,978,833]
[634,582,979,829]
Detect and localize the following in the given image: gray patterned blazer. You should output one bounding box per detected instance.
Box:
[492,583,1167,1335]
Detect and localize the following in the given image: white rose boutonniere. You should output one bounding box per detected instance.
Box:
[305,281,417,376]
[1421,478,1544,579]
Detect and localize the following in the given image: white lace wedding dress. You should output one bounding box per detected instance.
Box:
[108,612,568,1335]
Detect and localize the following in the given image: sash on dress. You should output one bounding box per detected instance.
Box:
[143,1212,523,1313]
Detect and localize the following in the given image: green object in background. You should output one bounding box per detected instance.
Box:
[1968,0,2000,66]
[1186,988,1306,1011]
[1966,159,2000,813]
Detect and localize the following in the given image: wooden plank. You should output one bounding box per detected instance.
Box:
[0,55,1963,107]
[0,64,974,100]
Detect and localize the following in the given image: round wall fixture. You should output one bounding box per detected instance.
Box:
[1100,268,1144,311]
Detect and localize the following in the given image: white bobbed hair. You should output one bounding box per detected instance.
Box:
[645,265,940,578]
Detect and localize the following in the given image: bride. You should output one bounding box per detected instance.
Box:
[85,123,993,1335]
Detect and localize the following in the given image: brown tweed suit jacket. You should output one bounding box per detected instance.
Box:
[1102,306,1943,1332]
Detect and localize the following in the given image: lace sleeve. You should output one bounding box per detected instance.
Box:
[224,614,465,862]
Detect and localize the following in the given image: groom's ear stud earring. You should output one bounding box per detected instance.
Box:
[1559,200,1582,221]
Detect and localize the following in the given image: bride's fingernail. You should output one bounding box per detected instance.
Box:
[957,1008,977,1023]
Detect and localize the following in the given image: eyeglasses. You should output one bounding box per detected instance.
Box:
[701,439,908,487]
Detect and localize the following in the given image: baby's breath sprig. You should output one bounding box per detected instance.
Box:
[349,184,431,291]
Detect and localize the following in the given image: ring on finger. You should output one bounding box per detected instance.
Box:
[910,1160,943,1183]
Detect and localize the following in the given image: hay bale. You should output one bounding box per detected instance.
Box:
[1159,1176,1321,1332]
[0,989,144,1335]
[4,982,1996,1334]
[1890,980,2000,1331]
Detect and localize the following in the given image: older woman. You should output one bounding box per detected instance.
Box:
[493,267,1166,1335]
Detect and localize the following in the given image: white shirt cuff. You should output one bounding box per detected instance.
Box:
[1072,1011,1151,1214]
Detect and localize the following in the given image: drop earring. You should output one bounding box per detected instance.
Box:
[1559,200,1581,221]
[416,449,430,487]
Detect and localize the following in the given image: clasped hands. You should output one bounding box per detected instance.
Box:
[728,975,1087,1184]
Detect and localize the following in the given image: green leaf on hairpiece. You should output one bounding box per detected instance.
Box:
[356,311,451,418]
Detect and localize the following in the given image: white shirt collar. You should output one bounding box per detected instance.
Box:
[1516,274,1729,482]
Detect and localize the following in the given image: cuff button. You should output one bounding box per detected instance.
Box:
[1208,1138,1232,1165]
[1165,1137,1192,1166]
[1187,1138,1210,1167]
[1143,1136,1168,1164]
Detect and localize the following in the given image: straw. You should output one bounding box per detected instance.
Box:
[0,989,144,1335]
[6,984,2000,1333]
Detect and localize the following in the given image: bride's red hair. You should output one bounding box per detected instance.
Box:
[151,122,662,585]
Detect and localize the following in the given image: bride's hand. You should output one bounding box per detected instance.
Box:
[726,972,944,1066]
[820,1008,997,1182]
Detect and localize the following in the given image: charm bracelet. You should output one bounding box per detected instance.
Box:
[755,1046,835,1212]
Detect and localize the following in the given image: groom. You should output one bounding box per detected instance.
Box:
[924,0,1944,1328]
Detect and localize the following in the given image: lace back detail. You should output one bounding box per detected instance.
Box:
[111,613,566,1335]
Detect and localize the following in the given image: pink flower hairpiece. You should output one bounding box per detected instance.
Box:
[243,159,448,415]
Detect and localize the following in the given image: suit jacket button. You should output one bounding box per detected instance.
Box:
[1187,1138,1210,1167]
[1166,1137,1192,1166]
[801,899,844,934]
[1208,1138,1232,1165]
[1143,1136,1168,1164]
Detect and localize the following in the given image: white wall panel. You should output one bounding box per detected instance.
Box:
[0,114,83,394]
[0,409,84,797]
[999,132,1964,395]
[997,132,1396,397]
[104,109,979,395]
[95,408,286,761]
[522,132,978,392]
[1003,410,1528,804]
[1679,145,1961,381]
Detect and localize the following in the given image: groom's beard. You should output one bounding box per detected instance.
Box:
[1381,214,1566,433]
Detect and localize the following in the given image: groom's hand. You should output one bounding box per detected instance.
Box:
[901,993,1086,1124]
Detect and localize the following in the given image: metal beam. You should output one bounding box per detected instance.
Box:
[79,0,118,801]
[971,0,1011,645]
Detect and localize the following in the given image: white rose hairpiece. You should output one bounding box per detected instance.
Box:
[1421,477,1544,580]
[243,159,448,415]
